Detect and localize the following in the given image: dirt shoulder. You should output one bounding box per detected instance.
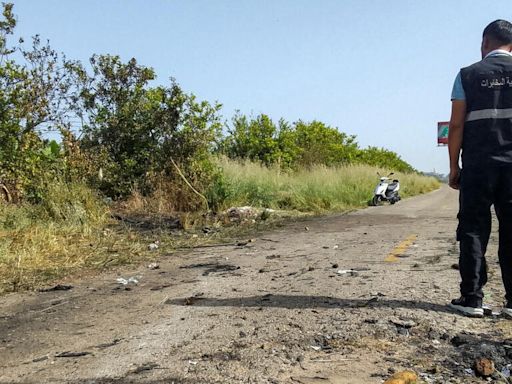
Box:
[1,185,511,384]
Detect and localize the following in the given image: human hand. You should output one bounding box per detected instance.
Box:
[449,166,461,190]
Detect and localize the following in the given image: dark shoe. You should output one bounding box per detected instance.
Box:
[502,303,512,319]
[449,296,484,317]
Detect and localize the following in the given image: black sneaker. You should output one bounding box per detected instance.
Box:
[449,296,484,317]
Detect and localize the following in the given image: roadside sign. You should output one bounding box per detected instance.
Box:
[437,121,449,146]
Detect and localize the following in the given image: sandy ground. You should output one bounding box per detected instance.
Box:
[1,185,512,384]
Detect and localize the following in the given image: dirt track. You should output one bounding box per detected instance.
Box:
[2,185,512,384]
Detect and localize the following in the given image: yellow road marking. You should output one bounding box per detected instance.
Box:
[385,234,417,262]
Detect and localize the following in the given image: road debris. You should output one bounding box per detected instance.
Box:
[390,318,417,329]
[94,338,123,349]
[38,284,73,292]
[131,362,159,374]
[55,351,91,358]
[148,242,159,251]
[474,357,495,377]
[291,375,329,383]
[236,239,255,247]
[383,370,417,384]
[147,262,160,270]
[116,277,139,285]
[337,269,358,276]
[31,356,49,363]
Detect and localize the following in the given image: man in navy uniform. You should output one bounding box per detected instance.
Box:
[448,20,512,317]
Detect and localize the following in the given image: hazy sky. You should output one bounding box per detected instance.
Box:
[9,1,512,173]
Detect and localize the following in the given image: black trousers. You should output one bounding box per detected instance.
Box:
[457,165,512,302]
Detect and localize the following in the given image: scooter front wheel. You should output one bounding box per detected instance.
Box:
[371,195,380,206]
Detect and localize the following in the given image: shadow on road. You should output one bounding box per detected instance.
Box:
[167,294,457,314]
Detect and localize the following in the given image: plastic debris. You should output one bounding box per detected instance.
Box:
[148,242,159,251]
[337,269,358,276]
[116,277,139,285]
[148,263,160,270]
[501,364,511,378]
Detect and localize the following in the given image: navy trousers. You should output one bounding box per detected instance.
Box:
[457,165,512,302]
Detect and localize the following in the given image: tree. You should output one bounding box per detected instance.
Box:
[294,120,359,166]
[0,3,77,199]
[357,146,416,173]
[223,113,282,166]
[74,54,222,197]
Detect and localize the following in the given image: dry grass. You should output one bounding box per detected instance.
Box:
[0,182,176,293]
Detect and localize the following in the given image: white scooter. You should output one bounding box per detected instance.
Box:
[371,173,401,206]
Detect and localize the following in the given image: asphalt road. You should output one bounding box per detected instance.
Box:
[1,185,511,384]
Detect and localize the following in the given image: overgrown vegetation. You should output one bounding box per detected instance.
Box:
[0,4,439,293]
[213,159,438,213]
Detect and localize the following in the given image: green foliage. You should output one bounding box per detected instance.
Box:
[75,55,222,199]
[0,3,78,199]
[222,113,281,166]
[220,114,414,173]
[356,146,416,173]
[294,120,359,166]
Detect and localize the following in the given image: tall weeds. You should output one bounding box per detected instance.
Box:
[212,158,440,213]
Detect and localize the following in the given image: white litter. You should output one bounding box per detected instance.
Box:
[337,269,358,276]
[116,277,139,285]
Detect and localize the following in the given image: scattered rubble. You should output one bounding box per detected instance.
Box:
[38,284,73,292]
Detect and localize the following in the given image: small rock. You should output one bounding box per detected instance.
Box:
[148,263,160,270]
[304,226,309,231]
[391,319,417,328]
[383,370,417,384]
[451,263,460,270]
[474,357,495,377]
[332,263,339,269]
